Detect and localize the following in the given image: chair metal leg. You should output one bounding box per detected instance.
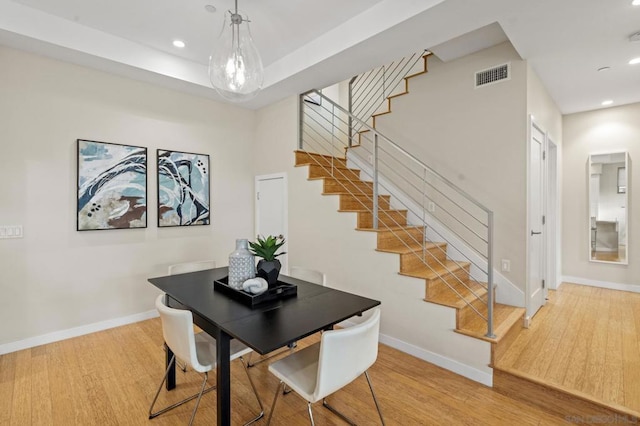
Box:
[148,355,216,421]
[365,370,385,425]
[321,371,385,426]
[266,381,285,425]
[307,402,316,426]
[239,356,264,425]
[322,399,356,426]
[188,372,209,426]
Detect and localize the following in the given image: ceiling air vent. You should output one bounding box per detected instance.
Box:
[475,63,510,88]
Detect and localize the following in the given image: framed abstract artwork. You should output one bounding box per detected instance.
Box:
[77,139,147,231]
[157,150,210,227]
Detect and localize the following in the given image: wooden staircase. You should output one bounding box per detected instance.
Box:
[295,150,525,363]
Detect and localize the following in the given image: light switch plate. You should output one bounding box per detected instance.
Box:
[501,259,511,272]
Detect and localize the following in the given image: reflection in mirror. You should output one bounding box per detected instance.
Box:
[589,152,628,264]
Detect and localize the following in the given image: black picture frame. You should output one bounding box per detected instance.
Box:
[157,149,211,227]
[77,139,148,231]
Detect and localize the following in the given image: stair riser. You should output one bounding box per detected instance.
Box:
[457,297,488,330]
[377,228,424,250]
[339,195,390,211]
[426,276,485,300]
[425,266,470,289]
[358,211,407,228]
[399,247,448,271]
[324,179,373,195]
[308,165,360,180]
[295,151,347,168]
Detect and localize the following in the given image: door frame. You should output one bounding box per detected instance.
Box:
[254,172,289,271]
[545,138,559,290]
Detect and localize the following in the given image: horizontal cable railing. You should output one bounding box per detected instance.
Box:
[349,50,428,143]
[299,88,496,338]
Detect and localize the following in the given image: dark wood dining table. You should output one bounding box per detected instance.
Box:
[148,266,381,426]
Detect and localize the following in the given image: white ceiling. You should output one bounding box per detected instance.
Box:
[1,0,639,113]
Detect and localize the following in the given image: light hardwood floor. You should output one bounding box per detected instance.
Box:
[495,283,640,417]
[0,318,572,425]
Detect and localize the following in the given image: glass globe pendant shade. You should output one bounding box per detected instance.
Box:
[208,9,264,102]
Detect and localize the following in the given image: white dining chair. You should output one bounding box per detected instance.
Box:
[165,260,216,372]
[247,266,327,369]
[149,294,263,426]
[288,266,327,287]
[168,260,216,275]
[266,308,385,425]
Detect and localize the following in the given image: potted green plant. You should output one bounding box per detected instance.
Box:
[249,235,286,286]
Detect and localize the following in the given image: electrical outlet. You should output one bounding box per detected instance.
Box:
[428,202,435,212]
[501,259,511,272]
[0,225,23,239]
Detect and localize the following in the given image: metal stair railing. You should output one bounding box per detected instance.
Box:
[299,88,496,339]
[348,50,429,144]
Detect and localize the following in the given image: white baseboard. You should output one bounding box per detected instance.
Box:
[339,319,493,387]
[562,276,640,293]
[0,310,159,356]
[377,333,493,387]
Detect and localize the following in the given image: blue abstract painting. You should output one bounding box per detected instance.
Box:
[77,139,147,230]
[157,150,210,227]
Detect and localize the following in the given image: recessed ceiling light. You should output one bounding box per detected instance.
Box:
[601,100,614,106]
[629,57,640,65]
[597,66,611,72]
[173,40,186,48]
[633,0,640,6]
[205,4,217,13]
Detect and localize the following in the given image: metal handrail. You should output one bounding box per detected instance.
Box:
[299,83,495,338]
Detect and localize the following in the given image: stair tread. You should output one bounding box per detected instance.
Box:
[455,304,525,343]
[324,176,371,183]
[341,193,389,200]
[388,91,409,99]
[376,242,446,254]
[399,260,470,280]
[358,225,423,233]
[425,280,488,309]
[295,150,345,160]
[307,162,354,170]
[339,208,408,214]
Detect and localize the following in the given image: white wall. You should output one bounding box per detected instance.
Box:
[526,64,562,143]
[371,42,529,292]
[562,103,640,287]
[0,46,257,347]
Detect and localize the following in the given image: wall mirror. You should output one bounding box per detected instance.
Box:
[589,152,628,264]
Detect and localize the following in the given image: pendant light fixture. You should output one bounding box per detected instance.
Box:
[208,0,264,102]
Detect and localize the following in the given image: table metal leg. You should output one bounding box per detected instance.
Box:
[216,330,231,426]
[165,343,176,390]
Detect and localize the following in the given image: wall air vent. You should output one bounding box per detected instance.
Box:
[475,63,510,88]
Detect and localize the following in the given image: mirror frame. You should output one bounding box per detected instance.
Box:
[588,151,628,264]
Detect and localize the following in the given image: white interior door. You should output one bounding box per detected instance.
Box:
[255,173,288,272]
[528,122,546,318]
